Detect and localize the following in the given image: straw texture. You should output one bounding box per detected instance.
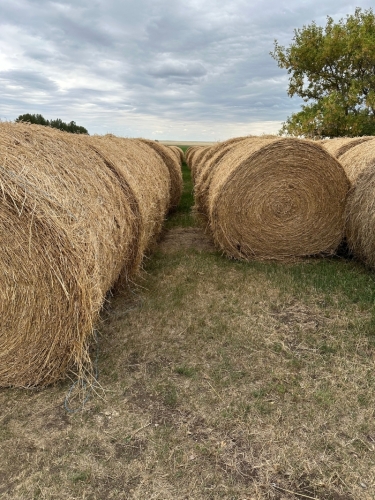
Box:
[0,124,171,387]
[339,140,375,268]
[86,135,171,262]
[206,137,350,260]
[168,145,184,164]
[322,136,375,159]
[193,137,250,223]
[138,139,182,211]
[0,123,142,386]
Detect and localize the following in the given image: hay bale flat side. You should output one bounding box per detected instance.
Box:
[138,139,183,211]
[0,123,140,387]
[207,137,350,260]
[322,136,375,159]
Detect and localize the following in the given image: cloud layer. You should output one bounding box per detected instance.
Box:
[0,0,373,139]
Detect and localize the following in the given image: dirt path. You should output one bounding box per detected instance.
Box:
[158,227,216,253]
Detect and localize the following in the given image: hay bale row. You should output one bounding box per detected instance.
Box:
[185,146,206,170]
[137,139,182,211]
[168,145,185,164]
[0,123,176,387]
[192,137,350,261]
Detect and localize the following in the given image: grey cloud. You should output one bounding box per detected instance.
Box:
[0,0,374,139]
[148,61,207,80]
[0,70,59,92]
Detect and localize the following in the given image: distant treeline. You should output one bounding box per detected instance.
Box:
[15,114,89,135]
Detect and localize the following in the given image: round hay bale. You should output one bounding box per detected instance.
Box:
[339,140,375,267]
[338,139,375,183]
[207,137,350,260]
[186,146,203,169]
[138,139,182,211]
[0,123,140,387]
[193,137,250,223]
[190,146,212,182]
[168,145,184,164]
[322,136,375,159]
[87,135,171,257]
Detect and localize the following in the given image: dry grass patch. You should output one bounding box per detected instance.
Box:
[1,246,375,499]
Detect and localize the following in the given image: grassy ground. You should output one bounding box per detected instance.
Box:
[1,150,375,499]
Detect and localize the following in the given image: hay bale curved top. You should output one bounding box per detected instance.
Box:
[338,139,375,183]
[0,123,140,387]
[322,136,375,159]
[207,137,350,260]
[138,139,182,211]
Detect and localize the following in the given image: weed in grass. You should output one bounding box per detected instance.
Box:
[174,365,197,377]
[156,381,179,408]
[70,470,91,484]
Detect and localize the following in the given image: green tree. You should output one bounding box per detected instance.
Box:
[271,8,375,138]
[16,114,88,134]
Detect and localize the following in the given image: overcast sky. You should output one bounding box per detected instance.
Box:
[0,0,373,140]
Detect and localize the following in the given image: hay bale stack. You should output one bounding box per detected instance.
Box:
[339,140,375,268]
[138,139,182,211]
[205,137,349,260]
[322,136,374,158]
[193,137,249,222]
[168,145,184,164]
[0,123,143,387]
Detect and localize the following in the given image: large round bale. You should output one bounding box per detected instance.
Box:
[138,139,182,211]
[339,140,375,268]
[207,137,350,261]
[0,123,141,387]
[190,146,212,182]
[168,145,185,164]
[193,137,250,223]
[322,136,375,158]
[87,135,171,258]
[339,139,375,183]
[185,146,204,169]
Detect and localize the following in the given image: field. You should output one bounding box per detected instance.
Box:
[1,149,375,499]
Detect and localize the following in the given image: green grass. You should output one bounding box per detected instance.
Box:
[164,154,196,229]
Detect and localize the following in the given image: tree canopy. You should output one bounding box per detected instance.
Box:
[271,8,375,138]
[15,113,89,135]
